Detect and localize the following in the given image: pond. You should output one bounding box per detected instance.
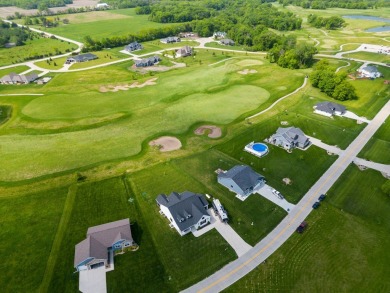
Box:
[343,15,390,32]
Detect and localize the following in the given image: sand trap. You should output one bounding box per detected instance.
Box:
[194,125,222,138]
[149,136,182,152]
[238,69,258,75]
[100,78,158,92]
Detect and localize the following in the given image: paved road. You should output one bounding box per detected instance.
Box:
[182,99,390,293]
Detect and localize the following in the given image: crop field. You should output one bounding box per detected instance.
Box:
[225,166,390,292]
[31,9,168,42]
[0,37,75,66]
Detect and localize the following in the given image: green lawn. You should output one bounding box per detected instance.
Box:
[358,117,390,164]
[225,165,390,292]
[128,165,237,290]
[131,40,200,55]
[205,41,248,51]
[344,51,390,63]
[0,65,30,76]
[0,187,68,292]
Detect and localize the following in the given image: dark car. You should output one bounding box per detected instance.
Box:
[318,194,326,201]
[296,221,308,233]
[312,202,320,209]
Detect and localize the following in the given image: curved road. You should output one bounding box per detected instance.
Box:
[183,99,390,293]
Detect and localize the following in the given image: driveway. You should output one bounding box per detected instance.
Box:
[255,185,295,212]
[79,266,107,293]
[306,136,344,155]
[340,111,371,124]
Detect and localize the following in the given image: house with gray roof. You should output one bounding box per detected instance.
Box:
[156,191,211,236]
[219,39,235,46]
[65,53,98,64]
[0,72,38,84]
[358,65,382,78]
[218,165,265,200]
[175,45,192,58]
[160,36,181,44]
[213,31,227,39]
[134,55,161,67]
[269,127,310,150]
[74,218,136,272]
[314,101,346,117]
[124,41,143,52]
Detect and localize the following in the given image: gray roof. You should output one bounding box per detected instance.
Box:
[220,39,235,45]
[176,45,192,55]
[74,218,133,267]
[1,72,38,84]
[362,65,379,73]
[275,127,308,145]
[134,55,160,66]
[315,102,346,114]
[161,36,180,42]
[156,191,209,232]
[68,53,97,62]
[218,165,264,193]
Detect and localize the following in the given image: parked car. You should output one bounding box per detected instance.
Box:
[272,189,284,199]
[296,221,308,233]
[318,194,326,201]
[312,201,320,209]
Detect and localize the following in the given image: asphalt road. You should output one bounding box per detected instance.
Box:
[182,99,390,293]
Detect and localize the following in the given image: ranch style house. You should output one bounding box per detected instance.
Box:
[65,53,98,64]
[269,127,310,150]
[314,101,346,117]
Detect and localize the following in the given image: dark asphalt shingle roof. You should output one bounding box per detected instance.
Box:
[218,165,264,193]
[315,102,346,114]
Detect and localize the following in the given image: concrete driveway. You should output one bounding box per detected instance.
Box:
[255,185,295,212]
[79,266,107,293]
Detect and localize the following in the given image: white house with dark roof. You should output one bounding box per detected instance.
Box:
[358,65,382,78]
[134,55,161,67]
[160,36,181,44]
[213,31,227,39]
[156,191,211,236]
[269,127,310,150]
[65,53,98,64]
[124,41,143,52]
[74,219,136,272]
[314,101,346,117]
[218,165,265,201]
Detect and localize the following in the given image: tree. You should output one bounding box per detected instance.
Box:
[381,180,390,196]
[333,81,358,101]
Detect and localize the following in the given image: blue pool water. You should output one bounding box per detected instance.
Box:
[252,143,267,152]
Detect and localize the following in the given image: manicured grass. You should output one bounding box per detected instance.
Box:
[70,51,127,69]
[131,40,200,55]
[225,165,390,292]
[358,117,390,164]
[205,41,248,51]
[128,165,237,290]
[174,150,287,245]
[344,51,390,63]
[34,57,68,70]
[0,105,12,125]
[0,37,75,66]
[0,187,68,292]
[0,65,30,76]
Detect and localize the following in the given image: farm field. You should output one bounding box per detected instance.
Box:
[225,166,390,292]
[344,51,390,63]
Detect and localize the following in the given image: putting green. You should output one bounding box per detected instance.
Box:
[236,59,264,66]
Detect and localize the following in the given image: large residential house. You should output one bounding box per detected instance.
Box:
[314,101,346,117]
[0,72,38,84]
[176,46,192,57]
[74,219,136,272]
[134,55,161,67]
[269,127,310,150]
[65,53,98,64]
[156,191,211,236]
[219,39,235,46]
[358,65,382,78]
[124,41,143,52]
[213,31,227,39]
[218,165,265,200]
[160,36,181,44]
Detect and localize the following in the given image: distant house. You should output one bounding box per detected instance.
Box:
[160,36,181,44]
[36,77,52,85]
[269,127,310,150]
[124,41,143,52]
[96,3,109,9]
[219,39,235,46]
[218,165,265,200]
[176,46,192,58]
[213,31,227,39]
[0,72,38,84]
[156,191,211,236]
[358,65,382,78]
[314,101,346,117]
[179,32,195,38]
[134,55,161,67]
[74,219,136,272]
[65,53,98,64]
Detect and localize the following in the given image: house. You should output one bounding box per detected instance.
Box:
[134,55,161,67]
[219,39,235,46]
[74,219,136,272]
[0,72,38,84]
[176,46,192,58]
[160,36,181,44]
[36,77,52,85]
[124,41,143,52]
[218,165,265,200]
[269,127,310,150]
[314,101,346,117]
[96,3,109,9]
[65,53,98,64]
[358,65,382,78]
[213,31,227,39]
[156,191,211,236]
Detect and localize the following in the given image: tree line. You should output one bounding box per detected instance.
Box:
[278,0,389,9]
[0,0,72,10]
[307,15,345,30]
[0,20,33,47]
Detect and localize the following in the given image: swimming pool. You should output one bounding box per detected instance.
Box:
[244,142,269,158]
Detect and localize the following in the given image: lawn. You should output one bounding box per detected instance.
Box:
[173,150,287,246]
[0,37,75,66]
[225,165,390,292]
[358,117,390,164]
[344,51,390,63]
[128,164,237,290]
[0,187,68,292]
[130,40,200,55]
[205,41,248,51]
[0,65,30,76]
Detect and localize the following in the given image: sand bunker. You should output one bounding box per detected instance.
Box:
[100,78,158,92]
[194,125,222,138]
[238,69,258,75]
[149,136,182,152]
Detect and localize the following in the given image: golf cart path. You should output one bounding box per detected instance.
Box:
[182,99,390,293]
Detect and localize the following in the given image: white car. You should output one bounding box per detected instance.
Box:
[272,189,284,199]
